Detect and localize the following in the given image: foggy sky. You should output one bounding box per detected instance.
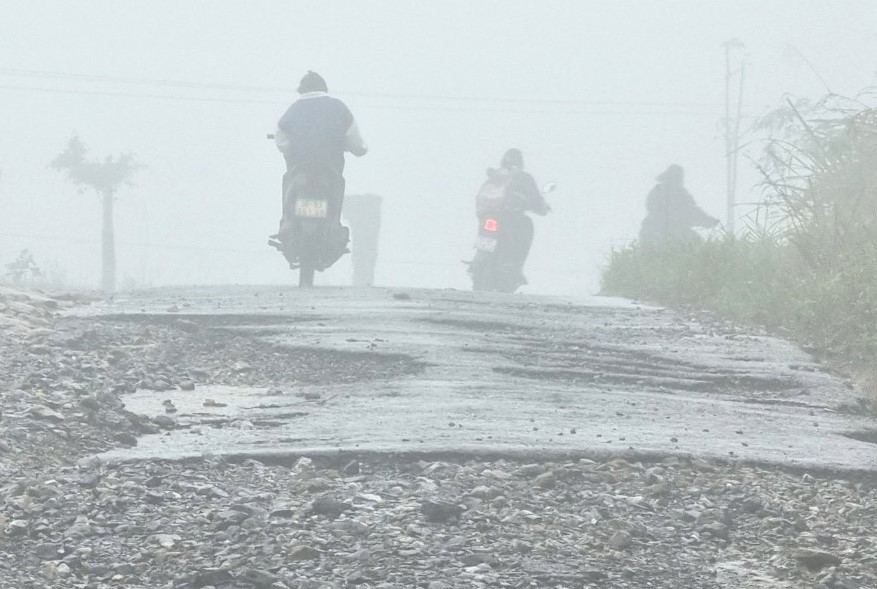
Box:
[1,1,875,293]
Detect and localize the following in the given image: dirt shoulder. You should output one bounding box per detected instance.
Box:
[2,453,876,588]
[0,288,118,476]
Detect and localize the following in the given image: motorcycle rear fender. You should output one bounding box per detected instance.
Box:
[298,218,325,237]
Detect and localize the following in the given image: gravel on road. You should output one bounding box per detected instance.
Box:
[1,289,876,588]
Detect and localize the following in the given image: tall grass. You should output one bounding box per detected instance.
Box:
[602,96,877,402]
[602,239,877,363]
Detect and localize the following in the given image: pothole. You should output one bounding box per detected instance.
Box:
[420,317,532,333]
[122,385,317,423]
[843,430,877,445]
[63,315,425,386]
[100,313,322,327]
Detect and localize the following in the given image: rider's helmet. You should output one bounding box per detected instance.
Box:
[500,148,524,170]
[298,71,328,94]
[656,164,684,186]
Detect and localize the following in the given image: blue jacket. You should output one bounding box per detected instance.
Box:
[276,92,367,173]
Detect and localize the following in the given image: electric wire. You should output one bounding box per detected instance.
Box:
[0,84,730,117]
[0,66,732,109]
[0,67,759,117]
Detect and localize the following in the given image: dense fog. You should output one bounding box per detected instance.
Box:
[1,0,875,293]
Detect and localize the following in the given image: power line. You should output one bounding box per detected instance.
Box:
[0,67,290,94]
[0,83,726,117]
[0,84,285,106]
[0,66,739,112]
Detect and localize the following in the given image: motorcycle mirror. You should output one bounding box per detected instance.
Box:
[541,182,557,194]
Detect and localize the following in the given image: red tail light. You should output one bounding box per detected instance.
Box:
[484,218,498,232]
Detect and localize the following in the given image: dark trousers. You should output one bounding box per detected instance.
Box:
[502,213,534,272]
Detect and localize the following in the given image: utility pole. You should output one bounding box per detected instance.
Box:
[723,39,745,237]
[101,188,117,293]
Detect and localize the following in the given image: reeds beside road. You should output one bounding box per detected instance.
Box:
[603,94,877,408]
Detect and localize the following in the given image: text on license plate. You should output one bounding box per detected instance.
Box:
[294,199,329,218]
[476,235,497,252]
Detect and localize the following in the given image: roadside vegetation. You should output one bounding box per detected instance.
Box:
[602,93,877,406]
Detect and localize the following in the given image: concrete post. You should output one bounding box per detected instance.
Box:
[342,194,382,287]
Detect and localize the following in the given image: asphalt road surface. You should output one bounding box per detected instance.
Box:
[80,286,877,473]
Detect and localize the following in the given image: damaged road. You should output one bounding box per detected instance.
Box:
[83,287,876,472]
[1,286,876,589]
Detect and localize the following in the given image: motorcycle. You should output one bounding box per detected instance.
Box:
[467,182,555,293]
[267,135,350,287]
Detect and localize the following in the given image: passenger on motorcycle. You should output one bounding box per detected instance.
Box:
[273,71,367,241]
[476,148,550,285]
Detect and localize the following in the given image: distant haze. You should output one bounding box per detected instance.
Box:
[1,1,875,293]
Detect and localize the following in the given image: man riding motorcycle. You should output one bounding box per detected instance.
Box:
[473,148,550,289]
[638,164,718,248]
[271,71,367,271]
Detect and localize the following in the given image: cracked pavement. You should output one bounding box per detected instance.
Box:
[81,286,877,473]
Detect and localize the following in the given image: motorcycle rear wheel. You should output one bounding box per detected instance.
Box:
[472,260,522,293]
[299,261,315,288]
[296,219,321,288]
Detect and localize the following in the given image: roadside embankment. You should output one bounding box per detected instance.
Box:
[601,239,877,410]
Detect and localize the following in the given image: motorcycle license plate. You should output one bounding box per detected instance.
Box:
[476,235,498,252]
[294,199,329,218]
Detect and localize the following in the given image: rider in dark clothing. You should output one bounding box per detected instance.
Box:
[478,148,549,217]
[639,164,718,248]
[477,148,549,285]
[273,71,367,243]
[276,71,367,175]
